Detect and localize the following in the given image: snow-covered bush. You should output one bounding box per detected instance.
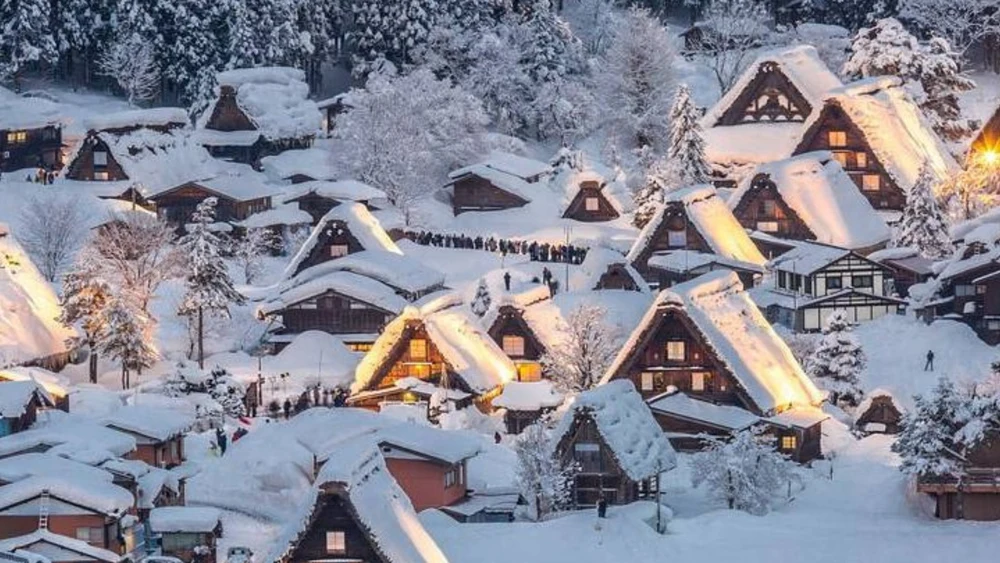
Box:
[470,278,492,318]
[665,84,712,186]
[515,422,576,521]
[804,310,866,409]
[163,361,247,418]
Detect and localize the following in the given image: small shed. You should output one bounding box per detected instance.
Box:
[0,382,54,437]
[853,389,904,434]
[149,507,222,563]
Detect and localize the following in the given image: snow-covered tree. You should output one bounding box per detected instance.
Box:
[59,250,112,384]
[532,74,596,146]
[561,0,616,56]
[632,156,670,228]
[462,29,534,136]
[335,68,490,225]
[470,278,492,317]
[803,310,866,409]
[177,198,246,368]
[540,303,619,393]
[232,227,279,284]
[891,164,952,259]
[893,377,968,478]
[517,0,584,85]
[17,193,88,281]
[515,422,576,521]
[598,7,675,150]
[938,153,1000,220]
[0,0,58,87]
[163,362,247,417]
[97,33,160,105]
[899,0,1000,58]
[699,0,770,93]
[666,84,712,186]
[99,296,156,389]
[843,18,976,142]
[93,212,179,314]
[690,428,797,515]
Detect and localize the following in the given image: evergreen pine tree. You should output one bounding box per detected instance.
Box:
[59,251,112,384]
[804,310,866,409]
[891,163,952,259]
[99,296,156,390]
[470,278,492,317]
[632,156,670,229]
[666,84,712,186]
[177,198,246,369]
[517,0,583,85]
[893,377,966,478]
[0,0,59,86]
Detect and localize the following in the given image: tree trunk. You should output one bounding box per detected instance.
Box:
[197,306,205,369]
[121,366,127,390]
[89,349,98,384]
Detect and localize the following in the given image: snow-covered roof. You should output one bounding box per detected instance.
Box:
[0,227,79,366]
[148,506,221,533]
[377,423,481,464]
[83,108,188,132]
[0,475,133,515]
[703,45,842,129]
[765,406,829,430]
[282,203,403,278]
[702,122,802,168]
[0,414,136,459]
[646,250,763,275]
[199,67,321,141]
[570,247,648,293]
[556,380,676,481]
[192,129,262,147]
[0,381,52,417]
[136,466,180,509]
[0,530,121,563]
[604,271,825,414]
[800,77,958,194]
[853,388,905,422]
[951,207,1000,243]
[729,152,890,250]
[627,185,766,267]
[555,160,630,214]
[451,151,552,181]
[493,380,563,411]
[768,239,854,275]
[0,453,113,485]
[0,549,48,563]
[0,91,67,131]
[261,148,340,182]
[282,251,445,299]
[103,405,192,442]
[521,289,652,354]
[280,180,387,204]
[447,164,534,201]
[234,203,312,229]
[647,391,761,431]
[352,299,516,395]
[259,269,409,317]
[0,367,70,399]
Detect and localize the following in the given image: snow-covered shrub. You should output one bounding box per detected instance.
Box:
[804,310,866,409]
[515,423,576,521]
[162,361,247,418]
[891,164,952,259]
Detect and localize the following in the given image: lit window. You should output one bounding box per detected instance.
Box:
[977,284,988,295]
[407,364,431,379]
[409,339,427,360]
[94,171,110,181]
[640,372,654,391]
[517,363,541,382]
[691,372,706,391]
[781,436,797,450]
[325,531,346,555]
[667,229,687,248]
[502,335,525,356]
[855,152,867,168]
[6,131,27,144]
[828,131,847,147]
[831,151,849,167]
[329,244,349,258]
[666,341,685,361]
[862,174,880,192]
[93,151,108,166]
[585,197,600,211]
[756,221,779,233]
[347,342,373,353]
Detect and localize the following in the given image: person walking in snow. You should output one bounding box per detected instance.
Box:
[597,496,607,518]
[925,350,935,371]
[503,271,511,291]
[542,267,552,286]
[215,427,227,455]
[283,398,292,419]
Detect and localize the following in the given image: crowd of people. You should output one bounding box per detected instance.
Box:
[397,230,589,264]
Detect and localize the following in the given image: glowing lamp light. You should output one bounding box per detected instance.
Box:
[982,150,999,166]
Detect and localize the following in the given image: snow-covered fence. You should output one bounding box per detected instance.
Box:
[393,229,589,264]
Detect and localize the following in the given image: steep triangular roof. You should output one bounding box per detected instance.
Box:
[971,103,1000,155]
[197,67,320,141]
[283,203,403,279]
[602,271,825,414]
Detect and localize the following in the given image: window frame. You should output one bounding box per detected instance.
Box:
[862,174,881,192]
[584,196,600,211]
[409,339,428,360]
[325,531,347,555]
[826,276,842,290]
[851,275,873,289]
[666,341,685,361]
[329,243,349,258]
[93,150,108,167]
[827,130,847,148]
[780,435,797,451]
[502,335,526,357]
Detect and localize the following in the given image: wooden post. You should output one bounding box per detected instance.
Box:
[197,306,204,369]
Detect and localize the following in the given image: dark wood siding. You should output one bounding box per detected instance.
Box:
[283,491,381,563]
[291,220,368,276]
[274,290,394,335]
[451,175,528,214]
[731,175,816,242]
[855,395,903,434]
[556,414,655,507]
[562,183,620,222]
[595,265,641,291]
[288,193,342,224]
[151,183,271,227]
[65,135,128,181]
[0,126,62,172]
[631,203,715,280]
[718,62,812,125]
[487,307,545,362]
[204,86,256,132]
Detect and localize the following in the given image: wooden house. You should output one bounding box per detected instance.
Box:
[0,382,54,438]
[700,46,842,183]
[627,185,765,289]
[349,297,516,410]
[569,247,648,293]
[0,530,122,563]
[147,176,274,229]
[792,77,958,213]
[853,390,904,435]
[316,93,353,136]
[447,152,552,214]
[917,431,1000,520]
[729,152,891,254]
[148,507,222,563]
[284,203,403,278]
[493,381,563,435]
[553,380,676,507]
[63,108,190,182]
[260,147,340,185]
[196,67,320,168]
[0,368,70,413]
[0,476,133,552]
[602,271,828,462]
[280,181,386,224]
[971,103,1000,159]
[552,151,630,223]
[0,94,65,172]
[647,391,760,451]
[750,240,904,332]
[103,406,191,469]
[377,424,480,511]
[485,299,549,383]
[868,248,935,297]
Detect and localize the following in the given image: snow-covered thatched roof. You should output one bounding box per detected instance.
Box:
[148,506,221,533]
[82,107,188,132]
[261,148,340,182]
[447,151,553,202]
[521,289,652,354]
[800,77,958,194]
[647,391,761,431]
[0,90,67,131]
[282,203,403,278]
[729,152,891,250]
[0,413,136,460]
[0,475,133,515]
[603,271,826,414]
[627,184,765,267]
[0,530,120,563]
[352,296,516,395]
[554,159,630,214]
[493,380,563,411]
[234,203,313,229]
[0,226,79,367]
[198,66,321,141]
[280,251,446,301]
[0,381,53,418]
[280,180,387,205]
[853,388,905,424]
[103,405,192,442]
[0,453,113,485]
[377,423,481,464]
[703,45,843,129]
[556,380,676,481]
[570,247,648,293]
[259,270,409,317]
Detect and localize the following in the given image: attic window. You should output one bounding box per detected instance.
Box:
[862,174,880,192]
[666,341,685,361]
[855,152,868,168]
[828,131,847,147]
[756,221,779,233]
[831,151,849,167]
[325,531,346,555]
[94,171,110,181]
[667,229,687,248]
[6,131,26,144]
[409,339,428,360]
[502,335,525,356]
[585,197,600,211]
[329,244,349,258]
[94,151,108,166]
[573,443,602,472]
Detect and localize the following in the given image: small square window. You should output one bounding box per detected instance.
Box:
[94,171,110,181]
[781,436,797,450]
[517,363,541,382]
[326,531,346,555]
[828,131,847,147]
[667,229,687,248]
[855,152,867,168]
[93,151,108,166]
[852,275,873,288]
[831,151,849,167]
[826,276,842,290]
[6,131,27,144]
[691,372,706,391]
[666,341,685,361]
[585,197,600,211]
[502,335,525,357]
[862,174,880,192]
[409,339,427,360]
[329,244,349,258]
[756,221,779,233]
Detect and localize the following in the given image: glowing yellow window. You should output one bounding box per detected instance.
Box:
[666,341,685,361]
[781,436,797,450]
[407,364,430,379]
[855,152,867,168]
[831,151,849,167]
[409,339,427,360]
[502,335,525,356]
[517,363,541,382]
[862,174,880,192]
[6,131,26,144]
[828,131,847,147]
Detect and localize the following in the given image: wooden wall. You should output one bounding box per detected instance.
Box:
[451,175,528,214]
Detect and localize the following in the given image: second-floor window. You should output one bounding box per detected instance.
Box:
[828,130,847,147]
[666,341,685,361]
[326,531,346,555]
[826,276,842,291]
[955,284,986,297]
[585,197,600,211]
[76,526,104,544]
[6,131,27,144]
[667,229,687,248]
[862,174,880,192]
[574,442,602,472]
[852,275,873,289]
[93,151,108,167]
[502,335,525,357]
[409,339,428,360]
[855,152,868,168]
[329,244,349,258]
